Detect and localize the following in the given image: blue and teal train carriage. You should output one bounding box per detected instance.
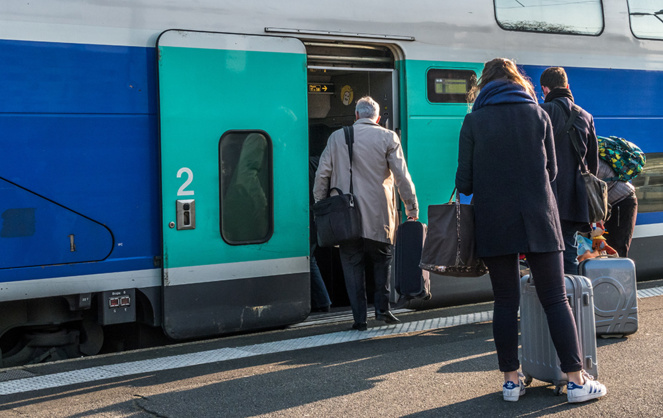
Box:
[1,0,662,366]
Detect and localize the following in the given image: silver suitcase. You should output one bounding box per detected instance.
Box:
[520,274,598,394]
[579,257,638,337]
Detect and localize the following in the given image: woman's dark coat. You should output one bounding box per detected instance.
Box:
[540,97,599,224]
[455,99,564,258]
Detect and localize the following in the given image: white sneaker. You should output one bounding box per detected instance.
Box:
[503,377,526,402]
[567,374,607,403]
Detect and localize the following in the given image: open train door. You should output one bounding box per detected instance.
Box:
[156,30,310,339]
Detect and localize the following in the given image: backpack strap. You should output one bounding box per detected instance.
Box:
[552,101,588,174]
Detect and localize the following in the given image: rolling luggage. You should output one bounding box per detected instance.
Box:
[520,274,598,394]
[579,257,638,337]
[395,221,431,300]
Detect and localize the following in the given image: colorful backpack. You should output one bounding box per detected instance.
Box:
[597,135,646,182]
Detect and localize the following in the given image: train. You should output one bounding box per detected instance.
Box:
[1,0,662,367]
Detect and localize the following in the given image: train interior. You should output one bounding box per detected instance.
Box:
[305,42,397,310]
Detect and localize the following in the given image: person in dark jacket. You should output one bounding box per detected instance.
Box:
[455,58,606,403]
[540,67,600,274]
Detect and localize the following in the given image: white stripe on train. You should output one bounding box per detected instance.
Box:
[633,223,663,239]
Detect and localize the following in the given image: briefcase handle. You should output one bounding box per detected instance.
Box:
[326,187,355,207]
[327,187,345,197]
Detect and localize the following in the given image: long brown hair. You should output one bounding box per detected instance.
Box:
[467,58,536,103]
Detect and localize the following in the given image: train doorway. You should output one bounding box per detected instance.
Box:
[305,42,398,310]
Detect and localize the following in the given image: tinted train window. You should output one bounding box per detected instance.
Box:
[427,69,477,103]
[219,131,273,244]
[632,153,663,213]
[494,0,604,35]
[628,0,663,40]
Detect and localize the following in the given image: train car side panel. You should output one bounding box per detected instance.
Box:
[0,39,160,288]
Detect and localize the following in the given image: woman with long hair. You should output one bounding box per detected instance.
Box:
[455,58,606,403]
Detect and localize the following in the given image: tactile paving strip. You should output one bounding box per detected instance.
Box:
[290,308,412,328]
[1,285,661,396]
[638,286,663,298]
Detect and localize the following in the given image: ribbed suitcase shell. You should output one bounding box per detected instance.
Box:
[395,221,430,299]
[520,274,598,394]
[579,257,638,337]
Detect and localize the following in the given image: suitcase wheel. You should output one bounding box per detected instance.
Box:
[523,374,532,386]
[423,291,432,301]
[599,334,624,339]
[554,385,565,396]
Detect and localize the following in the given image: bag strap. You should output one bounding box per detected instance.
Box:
[553,101,588,174]
[448,187,460,204]
[343,126,355,194]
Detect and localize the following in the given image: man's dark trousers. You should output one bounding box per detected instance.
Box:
[604,194,638,257]
[338,238,392,324]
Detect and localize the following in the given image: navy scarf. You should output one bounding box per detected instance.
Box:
[544,87,574,103]
[472,79,536,111]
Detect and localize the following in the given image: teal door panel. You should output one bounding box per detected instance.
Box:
[399,59,483,224]
[397,59,493,308]
[407,116,468,209]
[157,31,309,338]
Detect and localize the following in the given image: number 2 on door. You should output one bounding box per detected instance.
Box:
[177,167,194,196]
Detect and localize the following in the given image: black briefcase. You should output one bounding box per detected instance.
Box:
[313,187,362,247]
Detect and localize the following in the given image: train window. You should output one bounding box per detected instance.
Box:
[628,0,663,40]
[219,131,273,245]
[632,153,663,213]
[427,69,477,103]
[494,0,604,35]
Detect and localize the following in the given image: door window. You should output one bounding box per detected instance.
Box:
[219,131,273,244]
[427,69,477,103]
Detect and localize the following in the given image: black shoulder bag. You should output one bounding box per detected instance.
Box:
[554,102,609,223]
[419,188,488,277]
[313,126,363,247]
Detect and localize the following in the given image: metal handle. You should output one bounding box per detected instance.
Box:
[176,199,196,230]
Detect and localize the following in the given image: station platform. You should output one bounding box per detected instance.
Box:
[1,280,662,417]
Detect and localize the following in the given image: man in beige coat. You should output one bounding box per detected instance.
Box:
[313,96,418,330]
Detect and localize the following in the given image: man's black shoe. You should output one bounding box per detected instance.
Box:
[375,311,400,324]
[352,322,368,331]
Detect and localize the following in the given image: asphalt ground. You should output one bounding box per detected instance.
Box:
[1,279,662,417]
